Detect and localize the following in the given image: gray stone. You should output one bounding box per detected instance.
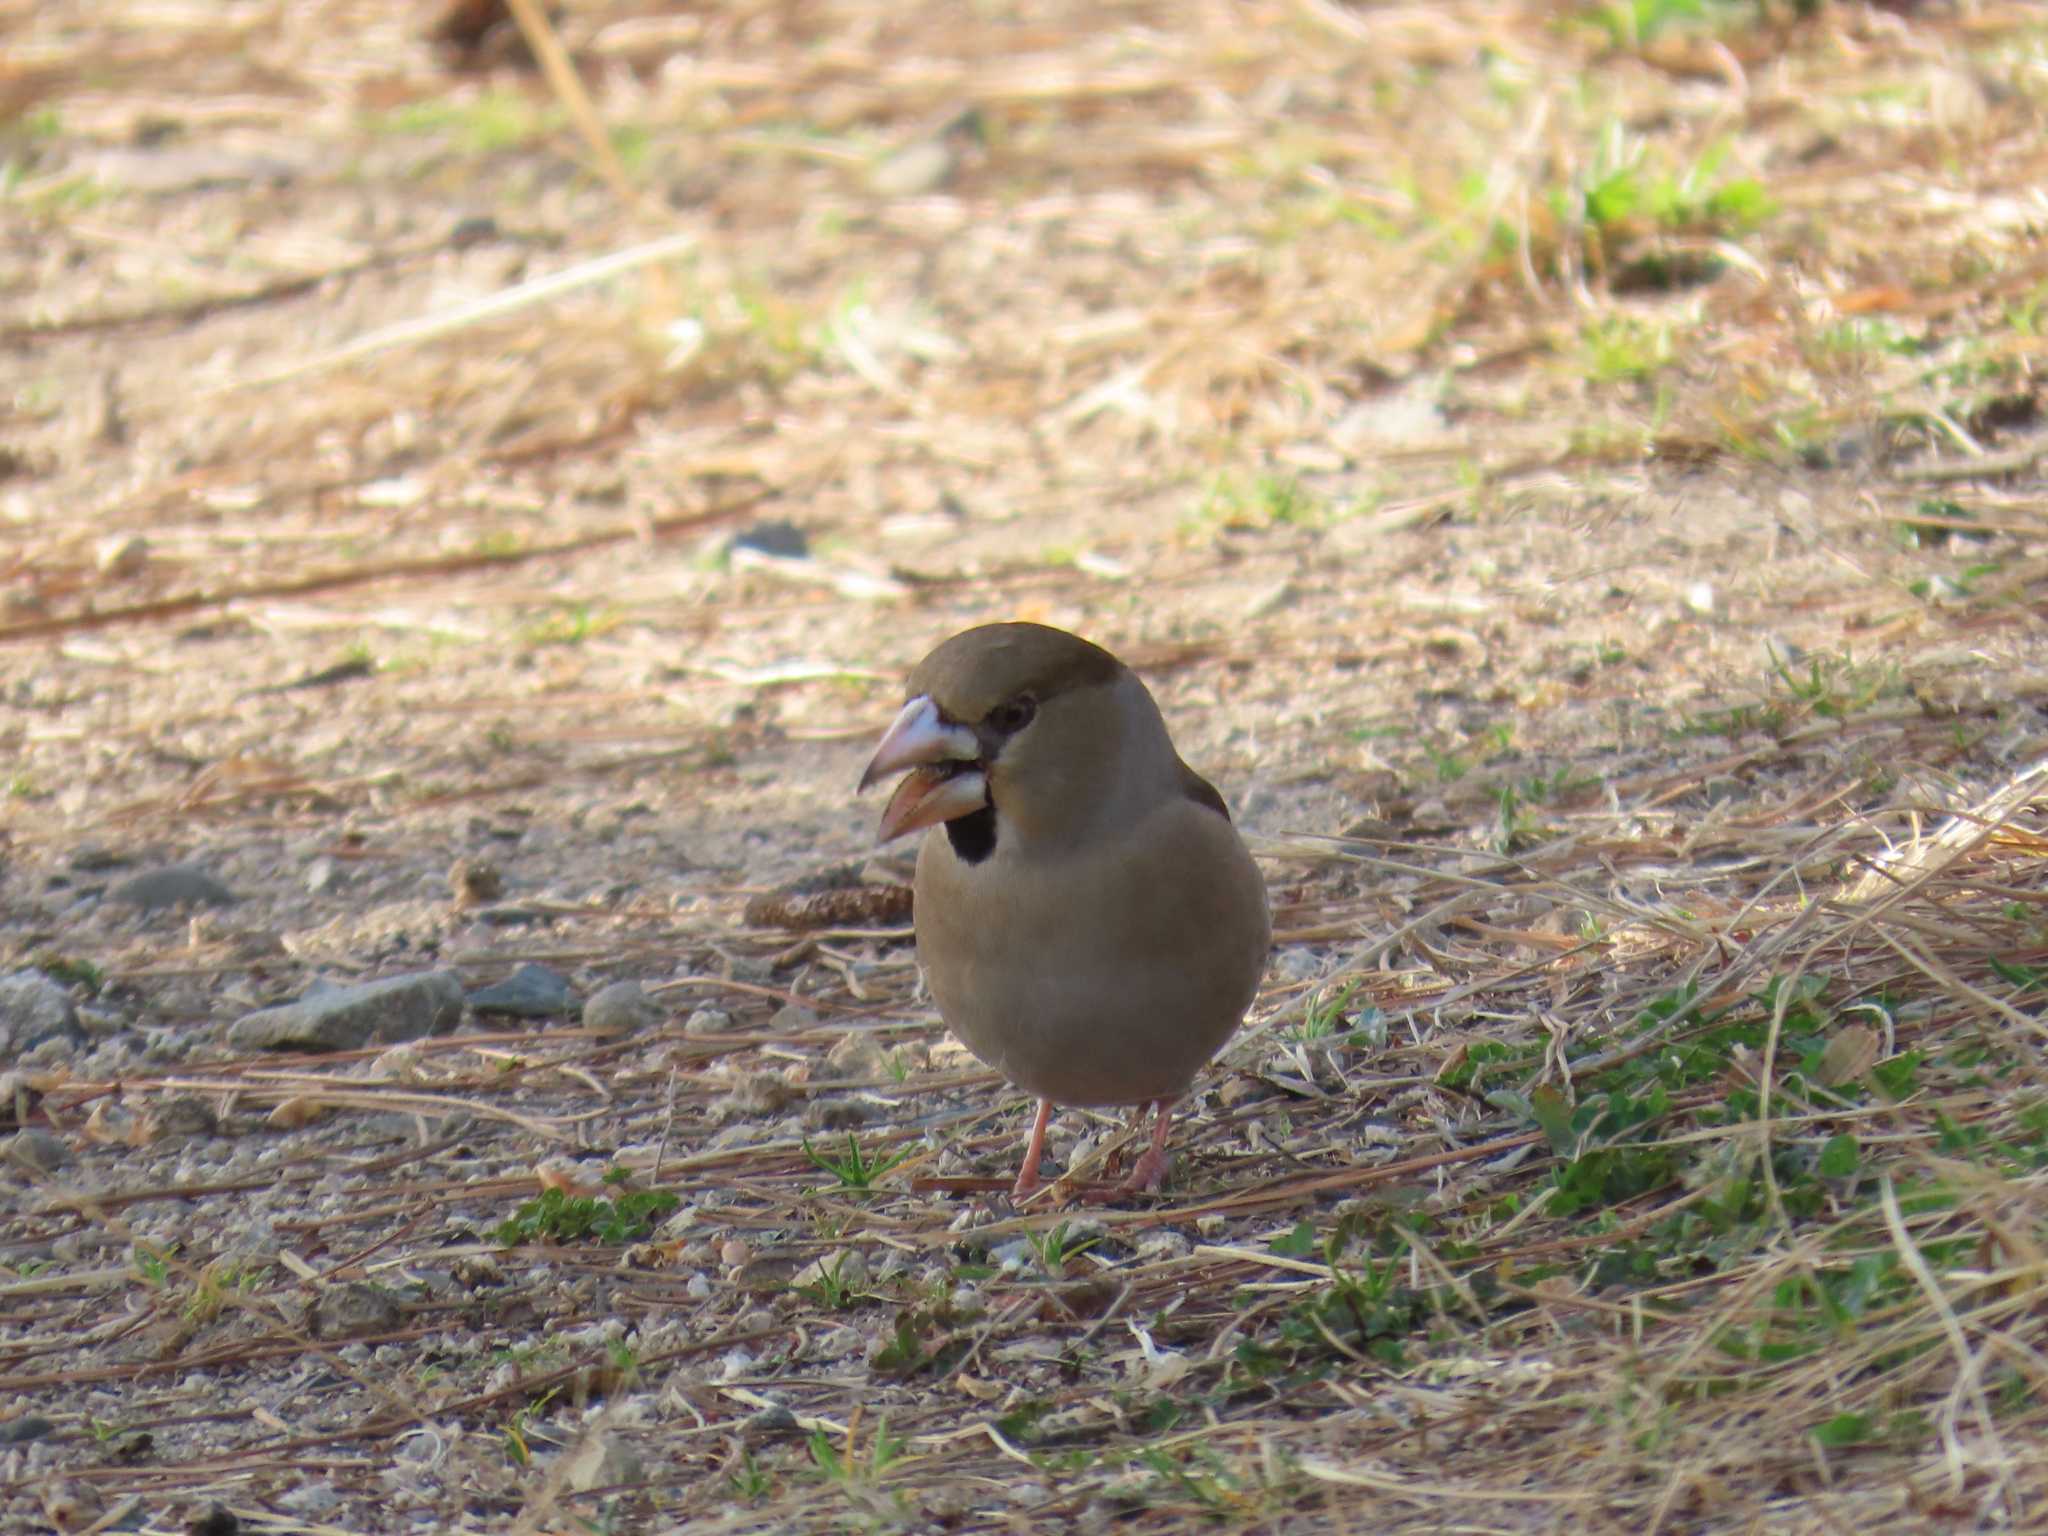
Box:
[447,857,503,904]
[803,1098,873,1130]
[728,519,809,560]
[152,1097,220,1138]
[0,1070,41,1130]
[745,1404,800,1435]
[1270,949,1324,985]
[109,864,236,913]
[583,980,658,1037]
[306,1281,403,1339]
[818,1031,884,1081]
[565,1434,643,1493]
[5,1129,71,1173]
[683,1007,736,1034]
[304,856,341,895]
[96,533,149,576]
[0,1414,53,1445]
[226,971,464,1052]
[467,963,573,1018]
[68,845,131,872]
[0,970,84,1054]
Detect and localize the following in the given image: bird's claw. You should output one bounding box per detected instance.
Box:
[1114,1147,1169,1195]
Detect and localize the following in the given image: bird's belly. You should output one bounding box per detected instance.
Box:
[915,864,1262,1107]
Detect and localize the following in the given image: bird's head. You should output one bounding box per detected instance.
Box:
[858,622,1177,858]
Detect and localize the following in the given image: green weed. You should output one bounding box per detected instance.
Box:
[373,90,560,153]
[494,1176,680,1247]
[804,1133,915,1192]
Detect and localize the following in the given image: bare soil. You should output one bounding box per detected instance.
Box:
[4,2,2048,1532]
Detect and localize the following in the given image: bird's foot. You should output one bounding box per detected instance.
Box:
[1111,1098,1175,1195]
[1010,1097,1055,1200]
[1113,1145,1170,1195]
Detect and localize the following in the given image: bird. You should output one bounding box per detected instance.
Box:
[858,622,1270,1196]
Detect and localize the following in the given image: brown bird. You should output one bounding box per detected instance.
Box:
[859,623,1270,1196]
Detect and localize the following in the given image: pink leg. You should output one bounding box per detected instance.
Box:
[1116,1099,1175,1194]
[1012,1098,1054,1198]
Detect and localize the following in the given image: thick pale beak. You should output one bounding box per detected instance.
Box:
[858,695,987,844]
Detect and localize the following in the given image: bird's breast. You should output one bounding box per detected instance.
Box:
[912,798,1269,1106]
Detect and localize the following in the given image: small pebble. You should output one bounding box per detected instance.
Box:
[819,1031,884,1081]
[96,533,149,576]
[5,1129,71,1173]
[583,980,658,1037]
[448,857,504,904]
[745,1404,799,1435]
[466,963,573,1018]
[803,1100,873,1130]
[0,970,83,1054]
[227,970,464,1052]
[565,1434,643,1493]
[109,865,237,913]
[307,1282,404,1340]
[0,1414,53,1445]
[152,1097,220,1139]
[769,1003,818,1033]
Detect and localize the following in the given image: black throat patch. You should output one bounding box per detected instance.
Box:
[944,803,997,865]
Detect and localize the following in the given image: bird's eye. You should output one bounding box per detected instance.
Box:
[988,695,1037,734]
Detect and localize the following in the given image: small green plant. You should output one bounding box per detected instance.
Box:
[494,1180,680,1247]
[1243,1225,1443,1378]
[1421,743,1470,783]
[1812,317,1922,359]
[1894,500,1988,549]
[729,1449,774,1501]
[796,1255,862,1311]
[871,1303,973,1378]
[522,602,619,647]
[1588,0,1721,49]
[1189,471,1327,533]
[1291,980,1361,1042]
[472,530,524,559]
[728,285,817,376]
[1907,563,2000,604]
[1571,124,1773,242]
[1027,1221,1101,1276]
[183,1260,269,1325]
[603,1337,642,1382]
[501,1386,562,1467]
[33,954,102,992]
[11,173,114,214]
[132,1245,171,1287]
[1493,782,1556,852]
[803,1133,915,1192]
[1673,699,1789,738]
[1270,1220,1319,1259]
[809,1416,906,1485]
[374,89,560,153]
[1764,643,1899,721]
[1583,315,1673,383]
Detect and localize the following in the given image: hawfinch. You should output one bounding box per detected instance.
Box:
[859,623,1269,1195]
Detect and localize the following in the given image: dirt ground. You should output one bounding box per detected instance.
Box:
[4,1,2048,1532]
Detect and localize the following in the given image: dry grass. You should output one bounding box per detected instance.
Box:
[4,0,2048,1531]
